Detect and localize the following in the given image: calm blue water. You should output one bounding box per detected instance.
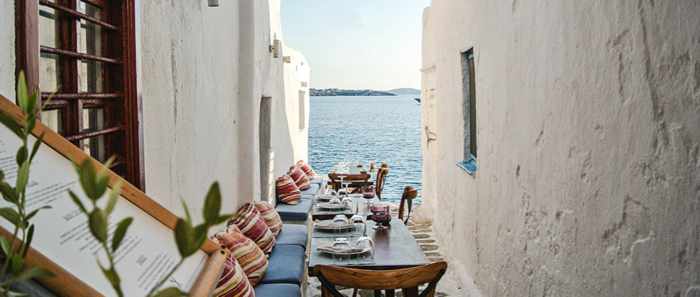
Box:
[308,95,422,203]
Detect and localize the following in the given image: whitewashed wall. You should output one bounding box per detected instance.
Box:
[0,0,15,97]
[422,0,700,296]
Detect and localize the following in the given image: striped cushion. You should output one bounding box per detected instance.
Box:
[255,201,283,237]
[213,255,255,297]
[276,175,301,205]
[296,160,317,177]
[215,226,269,286]
[288,166,311,191]
[230,203,276,253]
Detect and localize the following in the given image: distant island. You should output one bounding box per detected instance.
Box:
[310,87,420,97]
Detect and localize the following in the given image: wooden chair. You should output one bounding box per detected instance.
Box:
[374,167,389,199]
[316,261,447,297]
[328,172,371,192]
[398,186,418,224]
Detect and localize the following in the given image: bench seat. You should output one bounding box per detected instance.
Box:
[276,224,308,248]
[254,283,301,297]
[276,199,313,222]
[260,244,306,285]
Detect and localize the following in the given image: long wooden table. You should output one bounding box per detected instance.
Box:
[307,218,428,276]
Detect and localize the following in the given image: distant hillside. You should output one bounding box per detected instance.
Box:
[310,88,396,97]
[388,88,421,95]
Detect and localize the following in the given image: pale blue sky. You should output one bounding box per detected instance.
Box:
[281,0,430,90]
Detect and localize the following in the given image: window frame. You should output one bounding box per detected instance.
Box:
[457,48,478,175]
[15,0,143,189]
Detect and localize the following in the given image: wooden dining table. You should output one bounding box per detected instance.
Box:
[307,218,429,276]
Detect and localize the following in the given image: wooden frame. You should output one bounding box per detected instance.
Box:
[15,0,144,189]
[0,96,225,297]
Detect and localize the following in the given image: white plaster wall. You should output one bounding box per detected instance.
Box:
[282,46,310,166]
[422,0,700,296]
[0,0,15,98]
[139,0,243,219]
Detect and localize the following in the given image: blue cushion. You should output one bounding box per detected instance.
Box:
[254,283,301,297]
[301,183,320,198]
[276,224,308,248]
[260,245,306,285]
[276,199,312,222]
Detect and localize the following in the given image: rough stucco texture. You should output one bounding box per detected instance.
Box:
[139,0,242,218]
[0,0,15,97]
[421,0,700,296]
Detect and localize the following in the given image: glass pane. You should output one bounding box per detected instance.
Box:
[82,136,106,162]
[78,60,103,92]
[77,1,102,19]
[39,53,60,93]
[40,109,63,134]
[77,15,102,56]
[82,107,104,131]
[39,6,57,48]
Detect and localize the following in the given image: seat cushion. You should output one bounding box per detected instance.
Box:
[214,226,269,286]
[276,199,312,222]
[255,201,283,236]
[254,283,301,297]
[213,255,255,297]
[230,203,276,253]
[276,175,301,205]
[300,183,320,198]
[276,224,308,248]
[260,245,306,285]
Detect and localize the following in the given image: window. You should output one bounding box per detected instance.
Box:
[298,90,306,130]
[17,0,142,188]
[457,49,477,175]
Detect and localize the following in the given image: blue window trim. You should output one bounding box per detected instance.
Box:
[457,154,478,176]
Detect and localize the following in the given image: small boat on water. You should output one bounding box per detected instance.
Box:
[414,98,421,104]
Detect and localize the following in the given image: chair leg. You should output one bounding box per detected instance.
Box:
[402,288,419,297]
[385,289,395,297]
[374,289,382,297]
[352,288,358,297]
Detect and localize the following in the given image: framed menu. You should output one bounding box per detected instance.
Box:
[0,96,227,297]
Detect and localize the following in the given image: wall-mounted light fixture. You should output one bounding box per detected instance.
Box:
[208,0,220,7]
[270,39,281,58]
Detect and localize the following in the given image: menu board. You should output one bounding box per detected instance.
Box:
[0,97,225,297]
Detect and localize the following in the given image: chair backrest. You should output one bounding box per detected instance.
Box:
[328,173,371,190]
[375,167,389,199]
[316,262,447,297]
[398,186,418,223]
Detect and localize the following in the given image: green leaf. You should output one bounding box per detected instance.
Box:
[111,217,132,252]
[0,182,18,204]
[27,93,38,118]
[180,200,192,225]
[174,218,196,258]
[29,133,44,162]
[15,162,29,194]
[17,71,29,114]
[0,110,23,138]
[68,191,87,214]
[88,209,108,242]
[14,266,53,282]
[15,146,27,167]
[9,254,24,274]
[78,159,99,200]
[151,287,186,297]
[0,207,22,226]
[25,205,51,222]
[22,224,34,257]
[192,224,208,252]
[99,265,121,289]
[105,182,121,215]
[0,237,11,256]
[0,169,4,180]
[94,173,109,201]
[203,182,222,225]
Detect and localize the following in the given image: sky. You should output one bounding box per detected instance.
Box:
[281,0,431,90]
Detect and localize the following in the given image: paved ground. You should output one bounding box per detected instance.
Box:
[305,205,467,297]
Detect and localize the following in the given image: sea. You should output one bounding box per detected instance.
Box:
[308,95,422,204]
